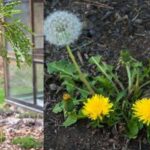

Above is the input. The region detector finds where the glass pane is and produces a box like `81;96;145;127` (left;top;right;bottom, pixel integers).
36;63;43;107
8;60;33;104
33;2;44;49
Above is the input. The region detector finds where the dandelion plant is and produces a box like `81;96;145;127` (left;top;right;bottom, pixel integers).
44;11;95;95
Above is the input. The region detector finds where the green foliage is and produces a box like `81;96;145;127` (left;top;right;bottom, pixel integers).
47;60;89;97
52;98;84;127
120;51;149;99
89;55;123;94
0;88;4;104
18;111;43;119
147;126;150;143
52;101;64;114
90;51;150;118
126;117;143;139
12;136;42;149
48;59;91;126
0;0;32;67
48;50;150;142
47;60;76;78
0;78;4;105
0;131;5;143
63;112;78;127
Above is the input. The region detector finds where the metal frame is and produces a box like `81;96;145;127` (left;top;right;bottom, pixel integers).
3;0;44;111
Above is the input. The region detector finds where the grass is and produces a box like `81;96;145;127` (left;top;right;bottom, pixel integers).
0;78;4;105
12;136;42;149
0;88;4;104
18;111;43;119
0;131;6;143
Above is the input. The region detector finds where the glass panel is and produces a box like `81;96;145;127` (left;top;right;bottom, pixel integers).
33;2;44;49
36;63;43;107
8;60;33;104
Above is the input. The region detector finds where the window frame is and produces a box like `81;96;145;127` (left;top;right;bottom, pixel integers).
3;0;44;111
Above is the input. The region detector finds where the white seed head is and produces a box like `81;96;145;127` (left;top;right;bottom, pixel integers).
44;11;82;46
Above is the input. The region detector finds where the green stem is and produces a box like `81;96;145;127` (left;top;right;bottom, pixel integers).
134;73;139;94
66;45;95;95
126;65;132;93
147;125;150;143
140;80;150;89
114;76;125;90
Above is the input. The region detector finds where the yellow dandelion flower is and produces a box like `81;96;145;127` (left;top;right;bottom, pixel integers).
63;93;71;101
82;94;113;120
132;98;150;126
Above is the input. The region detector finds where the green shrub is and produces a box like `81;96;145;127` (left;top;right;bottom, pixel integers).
48;50;150;142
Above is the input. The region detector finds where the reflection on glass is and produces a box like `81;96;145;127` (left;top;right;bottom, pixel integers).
36;63;43;107
8;61;33;104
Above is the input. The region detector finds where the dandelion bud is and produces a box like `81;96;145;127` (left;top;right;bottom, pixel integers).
63;93;71;101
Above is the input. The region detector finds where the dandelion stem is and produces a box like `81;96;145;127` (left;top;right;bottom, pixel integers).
126;65;132;93
66;45;95;95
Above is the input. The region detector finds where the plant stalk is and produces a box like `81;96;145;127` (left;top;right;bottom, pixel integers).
66;45;95;95
140;80;150;89
113;75;125;90
126;65;132;93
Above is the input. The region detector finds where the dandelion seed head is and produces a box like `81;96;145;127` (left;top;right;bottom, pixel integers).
44;11;82;46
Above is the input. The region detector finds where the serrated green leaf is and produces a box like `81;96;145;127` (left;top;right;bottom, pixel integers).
116;90;127;103
77;110;86;119
52;102;64;114
47;60;76;78
62;79;89;97
73;99;81;105
78;88;89;97
62;80;75;94
64;100;74;112
63;113;78;127
96;76;112;88
89;55;102;64
127;118;139;139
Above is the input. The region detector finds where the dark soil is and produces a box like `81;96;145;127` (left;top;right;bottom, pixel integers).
44;0;150;150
